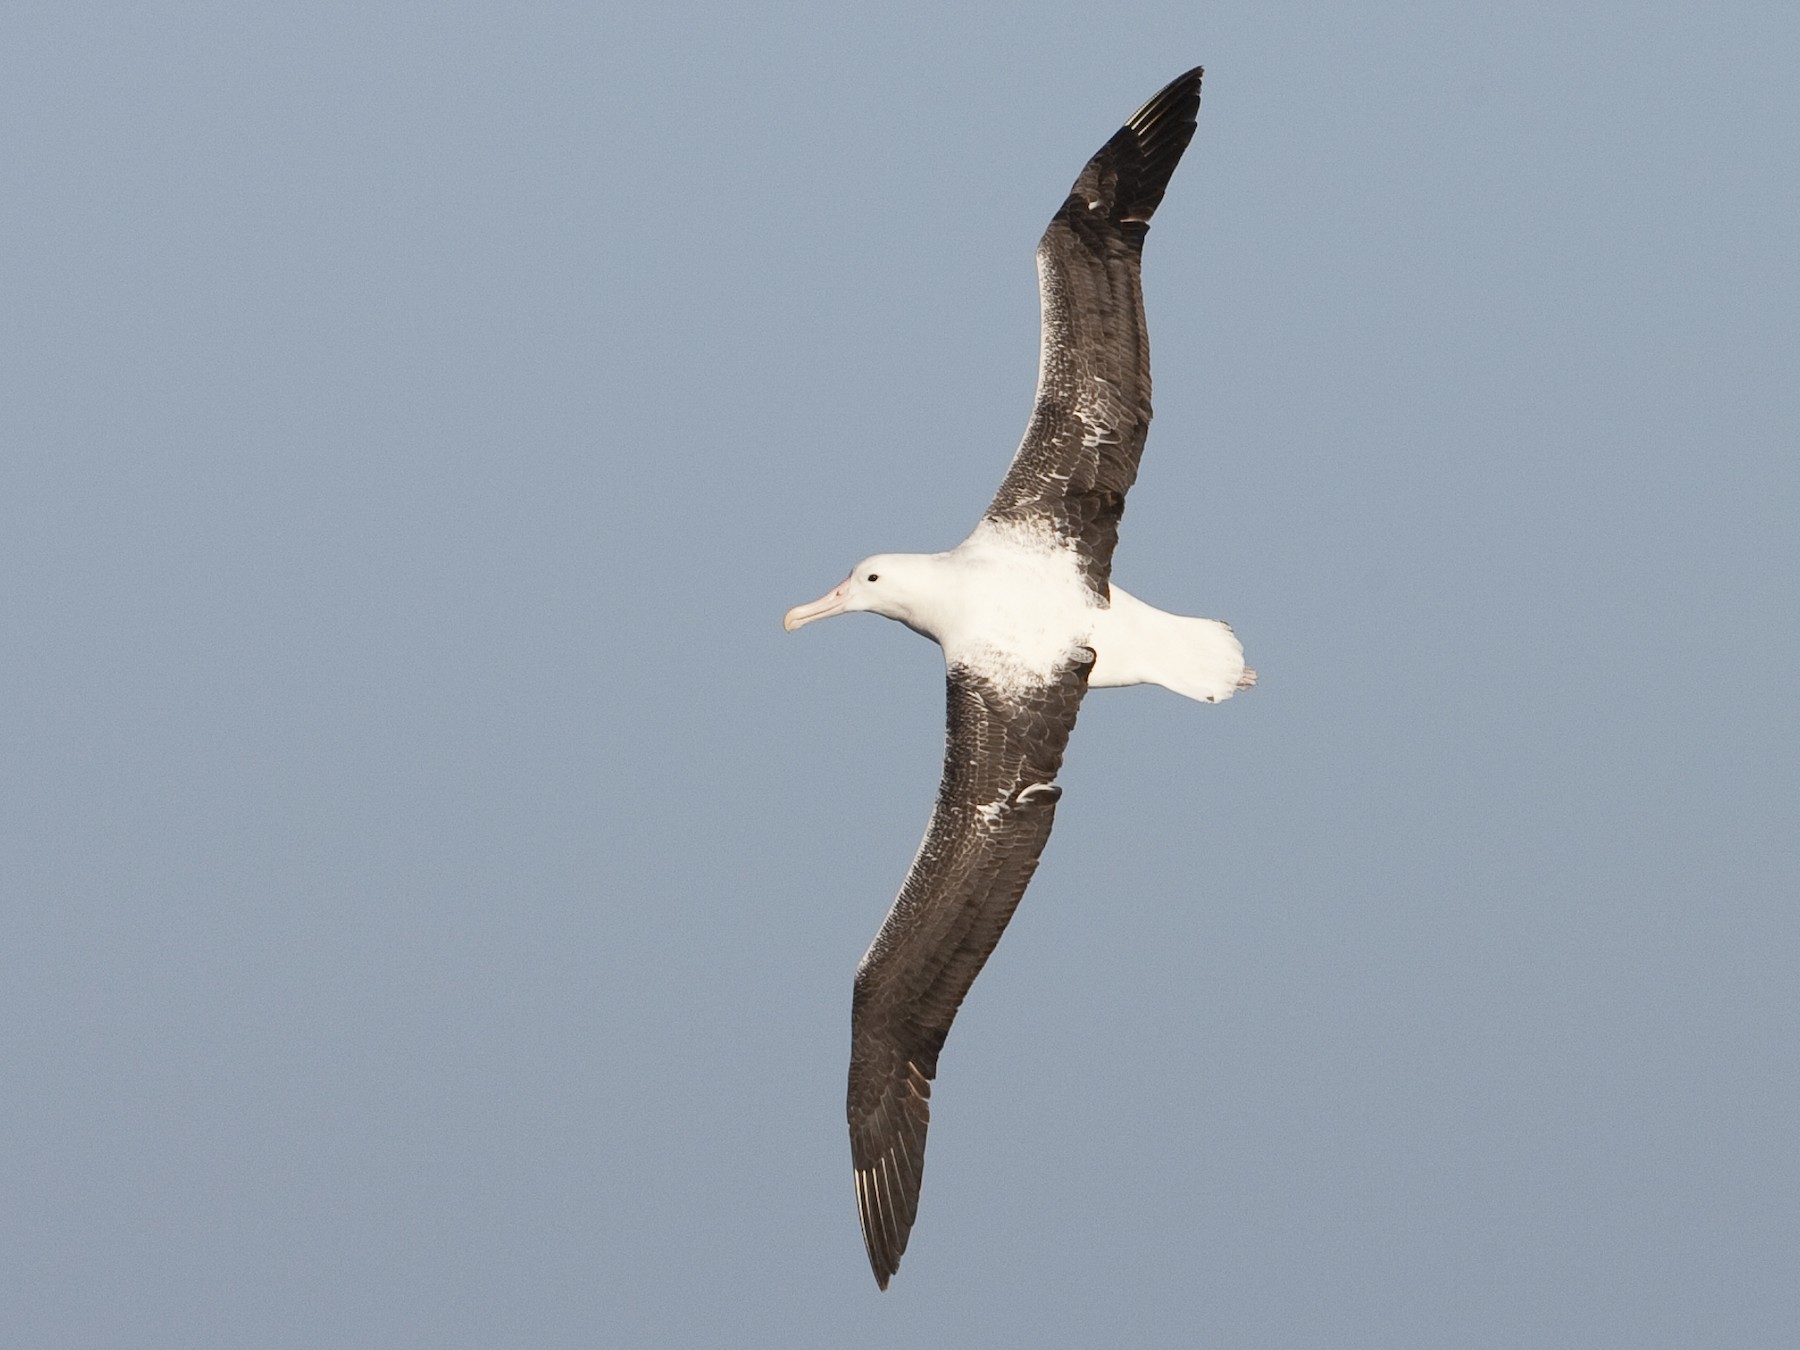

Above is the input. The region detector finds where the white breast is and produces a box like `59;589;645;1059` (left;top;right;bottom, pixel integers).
927;519;1097;695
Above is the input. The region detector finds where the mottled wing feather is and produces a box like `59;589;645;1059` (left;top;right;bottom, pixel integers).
847;652;1094;1289
986;66;1203;595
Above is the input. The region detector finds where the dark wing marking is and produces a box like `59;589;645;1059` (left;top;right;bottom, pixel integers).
986;66;1203;596
847;652;1094;1289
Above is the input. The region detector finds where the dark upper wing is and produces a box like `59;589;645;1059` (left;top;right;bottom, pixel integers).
847;651;1094;1289
985;67;1203;596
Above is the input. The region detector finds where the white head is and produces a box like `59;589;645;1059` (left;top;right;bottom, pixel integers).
783;554;938;634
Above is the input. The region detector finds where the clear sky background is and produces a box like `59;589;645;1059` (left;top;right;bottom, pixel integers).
4;3;1797;1346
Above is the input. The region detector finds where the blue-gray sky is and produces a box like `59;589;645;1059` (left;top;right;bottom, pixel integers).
5;3;1797;1345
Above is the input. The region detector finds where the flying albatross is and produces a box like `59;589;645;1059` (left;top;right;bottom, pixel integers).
783;66;1253;1289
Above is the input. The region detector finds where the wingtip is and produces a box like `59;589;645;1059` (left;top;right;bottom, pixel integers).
1154;65;1204;108
863;1225;901;1290
1127;65;1204;129
1084;66;1204;227
854;1161;908;1291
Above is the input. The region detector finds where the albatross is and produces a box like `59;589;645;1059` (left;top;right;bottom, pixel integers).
783;66;1253;1290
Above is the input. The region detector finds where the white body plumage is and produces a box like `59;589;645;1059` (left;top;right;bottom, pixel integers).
785;516;1253;703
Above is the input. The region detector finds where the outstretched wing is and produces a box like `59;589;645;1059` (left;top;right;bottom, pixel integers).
986;66;1203;596
847;652;1094;1288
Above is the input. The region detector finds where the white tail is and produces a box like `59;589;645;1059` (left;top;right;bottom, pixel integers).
1088;585;1255;704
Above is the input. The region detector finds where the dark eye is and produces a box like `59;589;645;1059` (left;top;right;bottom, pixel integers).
866;573;879;582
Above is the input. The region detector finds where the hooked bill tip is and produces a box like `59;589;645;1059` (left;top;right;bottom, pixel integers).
783;577;852;633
